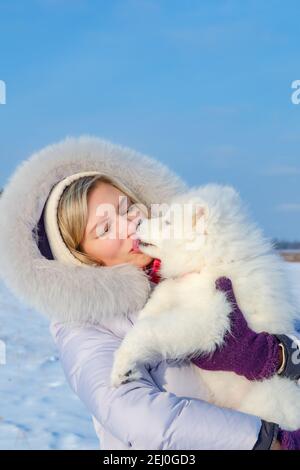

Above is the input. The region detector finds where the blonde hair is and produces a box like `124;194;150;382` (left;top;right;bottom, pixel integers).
57;175;147;266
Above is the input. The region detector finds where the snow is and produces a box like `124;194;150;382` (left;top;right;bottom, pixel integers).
0;281;99;450
0;263;299;450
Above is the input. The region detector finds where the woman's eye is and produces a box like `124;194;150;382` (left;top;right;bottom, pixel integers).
97;224;110;237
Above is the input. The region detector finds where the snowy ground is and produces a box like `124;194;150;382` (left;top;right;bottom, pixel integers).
0;283;99;450
0;263;299;450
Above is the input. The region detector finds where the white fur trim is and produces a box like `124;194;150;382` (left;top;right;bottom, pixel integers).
0;136;186;325
44;171;101;266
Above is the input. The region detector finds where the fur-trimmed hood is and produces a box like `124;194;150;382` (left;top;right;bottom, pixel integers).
0;136;186;325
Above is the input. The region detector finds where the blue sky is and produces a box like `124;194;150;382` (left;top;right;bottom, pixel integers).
0;0;300;239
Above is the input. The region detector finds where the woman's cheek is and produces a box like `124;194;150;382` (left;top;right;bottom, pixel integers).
106;237;122;257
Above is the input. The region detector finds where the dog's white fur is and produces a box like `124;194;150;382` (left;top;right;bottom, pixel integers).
111;184;300;430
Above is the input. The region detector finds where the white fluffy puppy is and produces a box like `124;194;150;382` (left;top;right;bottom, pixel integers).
111;184;300;430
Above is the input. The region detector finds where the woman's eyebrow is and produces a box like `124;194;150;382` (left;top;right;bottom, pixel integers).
88;197;129;236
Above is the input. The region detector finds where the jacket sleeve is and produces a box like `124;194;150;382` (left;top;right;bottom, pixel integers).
50;321;263;450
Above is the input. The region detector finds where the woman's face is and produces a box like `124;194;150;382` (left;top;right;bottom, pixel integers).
80;182;153;268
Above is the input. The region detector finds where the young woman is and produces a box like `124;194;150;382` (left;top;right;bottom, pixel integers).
0;136;299;450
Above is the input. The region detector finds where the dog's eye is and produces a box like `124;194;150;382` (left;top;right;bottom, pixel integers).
165;220;171;225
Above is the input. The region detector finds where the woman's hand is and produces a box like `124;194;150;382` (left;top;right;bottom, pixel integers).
277;427;300;450
191;277;300;382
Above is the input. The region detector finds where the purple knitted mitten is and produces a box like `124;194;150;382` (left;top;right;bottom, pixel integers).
191;277;281;381
278;428;300;450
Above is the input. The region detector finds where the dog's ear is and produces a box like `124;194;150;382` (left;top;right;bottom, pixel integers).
188;200;209;234
194;205;207;219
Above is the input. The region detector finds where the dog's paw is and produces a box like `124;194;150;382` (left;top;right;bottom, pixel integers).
111;366;142;388
110;353;142;388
